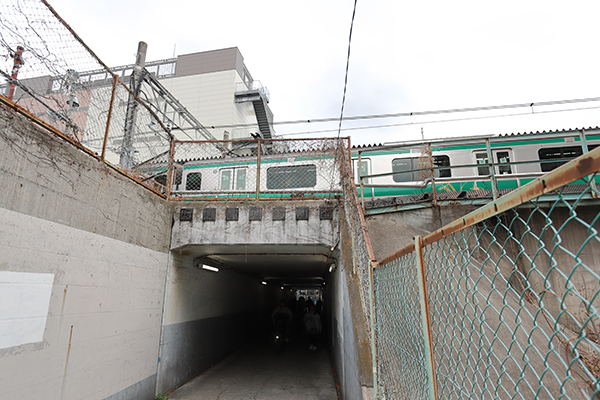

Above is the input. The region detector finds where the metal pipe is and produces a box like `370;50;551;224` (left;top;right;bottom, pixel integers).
485;138;498;200
415;235;438;400
579;129;599;198
256;140;262;199
166;139;175;198
8;46;24;101
359;152;365;210
361;179;431;189
427;144;438;206
368;260;378;399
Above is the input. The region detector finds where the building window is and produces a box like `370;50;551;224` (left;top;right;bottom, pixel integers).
266;164;317;189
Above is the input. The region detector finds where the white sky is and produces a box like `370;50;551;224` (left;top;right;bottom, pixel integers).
48;0;600;145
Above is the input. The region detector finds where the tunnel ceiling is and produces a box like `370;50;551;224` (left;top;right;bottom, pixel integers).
173;244;337;288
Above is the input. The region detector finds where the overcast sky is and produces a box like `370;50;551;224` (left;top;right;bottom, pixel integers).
48;0;600;145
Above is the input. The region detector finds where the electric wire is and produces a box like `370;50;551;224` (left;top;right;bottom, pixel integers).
337;0;358;138
204;95;600;131
272;104;600;138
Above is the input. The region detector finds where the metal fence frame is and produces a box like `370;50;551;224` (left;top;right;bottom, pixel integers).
372;144;600;399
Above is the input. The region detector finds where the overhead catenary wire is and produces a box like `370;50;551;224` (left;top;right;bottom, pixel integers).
204;95;600;131
273;104;600;138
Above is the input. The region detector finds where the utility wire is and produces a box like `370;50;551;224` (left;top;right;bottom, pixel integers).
205;95;600;131
273;104;600;137
337;0;358;138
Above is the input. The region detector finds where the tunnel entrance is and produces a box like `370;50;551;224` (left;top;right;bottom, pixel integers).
158;242;341;397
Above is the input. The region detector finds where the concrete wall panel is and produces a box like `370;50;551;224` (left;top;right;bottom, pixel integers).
0;207;168;399
0;106;172;399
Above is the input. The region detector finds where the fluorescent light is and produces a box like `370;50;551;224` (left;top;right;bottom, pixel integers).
261;281;267;285
202;265;219;272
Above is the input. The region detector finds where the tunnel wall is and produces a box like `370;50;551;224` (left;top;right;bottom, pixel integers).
0;105;173;399
156;251;283;394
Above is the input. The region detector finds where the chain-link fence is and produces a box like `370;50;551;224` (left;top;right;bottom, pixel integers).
339;144;377;328
0;0;172;193
373;146;600;399
167;138;348;200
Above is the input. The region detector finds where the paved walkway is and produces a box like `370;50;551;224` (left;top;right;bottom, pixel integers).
167;334;339;400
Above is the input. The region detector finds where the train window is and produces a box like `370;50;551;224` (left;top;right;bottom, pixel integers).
353;159;370;184
496;151;512;175
539;146;583;172
476;153;489;176
220;168;247;190
433;155;451;178
185;172;202;190
221;170;232;190
236;169;247;190
392;158;413;182
266;164;317;189
392;157;449;181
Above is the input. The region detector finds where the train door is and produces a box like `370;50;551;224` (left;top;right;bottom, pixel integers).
352;158;371;184
353;158;373;197
220;167;247;191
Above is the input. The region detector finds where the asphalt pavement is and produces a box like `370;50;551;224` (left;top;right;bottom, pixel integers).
166;332;339;400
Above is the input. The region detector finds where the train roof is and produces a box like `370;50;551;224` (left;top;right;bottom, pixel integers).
352;126;600;151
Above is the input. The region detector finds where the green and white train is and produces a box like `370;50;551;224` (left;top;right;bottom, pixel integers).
159;128;599;200
352;128;600;200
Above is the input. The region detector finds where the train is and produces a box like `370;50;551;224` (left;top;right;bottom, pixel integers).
150;128;600;201
352;128;600;200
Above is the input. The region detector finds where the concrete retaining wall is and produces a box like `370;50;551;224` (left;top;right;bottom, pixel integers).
0;105;173;399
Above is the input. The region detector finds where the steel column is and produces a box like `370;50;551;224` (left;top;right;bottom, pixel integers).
415;235;438;400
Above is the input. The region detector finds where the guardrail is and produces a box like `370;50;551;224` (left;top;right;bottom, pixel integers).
161;138;348;200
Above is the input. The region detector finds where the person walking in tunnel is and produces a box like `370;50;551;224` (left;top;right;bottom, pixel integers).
271;300;292;342
304;304;322;351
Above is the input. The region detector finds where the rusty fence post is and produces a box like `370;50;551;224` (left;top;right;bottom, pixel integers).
415;235;438;400
101;75;118;161
166;139;176;199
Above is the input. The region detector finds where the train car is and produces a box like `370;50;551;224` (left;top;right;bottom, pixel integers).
351;128;600;200
172;152;341;199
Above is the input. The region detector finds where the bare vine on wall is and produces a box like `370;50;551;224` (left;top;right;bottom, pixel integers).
0;103;85;191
